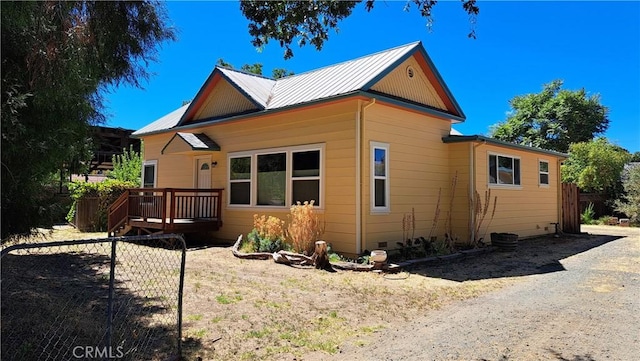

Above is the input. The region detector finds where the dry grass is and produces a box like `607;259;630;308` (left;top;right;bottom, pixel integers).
4;226;526;361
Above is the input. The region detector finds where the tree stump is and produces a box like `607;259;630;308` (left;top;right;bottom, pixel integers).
314;241;330;269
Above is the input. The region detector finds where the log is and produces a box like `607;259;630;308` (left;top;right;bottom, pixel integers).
314;241;330;270
273;252;291;265
231;234;273;260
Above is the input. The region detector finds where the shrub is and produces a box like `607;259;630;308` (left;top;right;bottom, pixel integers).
615;164;640;225
581;203;596;225
247;214;289;252
66;179;137;231
286;201;325;255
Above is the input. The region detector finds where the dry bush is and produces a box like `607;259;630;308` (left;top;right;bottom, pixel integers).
253;214;286;242
473;189;498;246
286;201;325;255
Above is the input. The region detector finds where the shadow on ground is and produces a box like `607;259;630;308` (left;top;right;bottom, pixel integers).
407;233;623;282
1;243;196;361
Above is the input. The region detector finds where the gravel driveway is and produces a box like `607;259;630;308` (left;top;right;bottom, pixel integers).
332;226;640;361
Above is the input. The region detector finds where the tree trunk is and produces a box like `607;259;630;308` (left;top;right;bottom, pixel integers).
314;241;329;269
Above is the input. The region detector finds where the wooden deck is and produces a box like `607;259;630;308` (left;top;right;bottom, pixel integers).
108;188;224;236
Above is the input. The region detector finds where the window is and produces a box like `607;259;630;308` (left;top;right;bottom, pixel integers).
292;150;320;205
257;153;286;206
539;160;550;185
228;145;323;207
230;157;251;205
371;142;390;212
142;160;157;188
489;154;520;186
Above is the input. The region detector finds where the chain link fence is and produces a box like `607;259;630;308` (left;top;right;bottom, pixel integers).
1;234;186;361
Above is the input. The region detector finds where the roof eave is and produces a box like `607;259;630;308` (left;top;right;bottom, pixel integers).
442;135;569;158
134;91;466;138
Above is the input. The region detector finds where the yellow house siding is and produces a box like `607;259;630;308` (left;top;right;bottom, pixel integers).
194;79;258;120
447;142;472;242
143;134;195;188
362;103;453;251
141;101;360;253
371;56;446;110
474;144;562;240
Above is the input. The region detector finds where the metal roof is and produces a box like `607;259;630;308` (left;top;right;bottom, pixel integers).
135;41;464;136
132;104;188;136
218;67;275;108
266;42;419;109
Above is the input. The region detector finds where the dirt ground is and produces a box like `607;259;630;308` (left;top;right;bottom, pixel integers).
6;225;637;360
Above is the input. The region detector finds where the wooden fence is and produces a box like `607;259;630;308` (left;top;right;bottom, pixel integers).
75;197;101;232
562;183;581;234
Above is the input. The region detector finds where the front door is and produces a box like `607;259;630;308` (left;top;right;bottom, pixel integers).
196;157;211;218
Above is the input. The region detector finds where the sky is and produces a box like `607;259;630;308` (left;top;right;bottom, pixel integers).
104;1;640;153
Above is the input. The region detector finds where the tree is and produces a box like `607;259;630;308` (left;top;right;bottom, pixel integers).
240;0;480;59
630;151;640;163
561;138;631;194
615;165;640;224
490;80;609;153
216;58;294;79
1;1;175;238
107;145;143;186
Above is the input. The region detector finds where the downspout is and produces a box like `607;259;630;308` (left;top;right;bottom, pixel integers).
356;98;376;255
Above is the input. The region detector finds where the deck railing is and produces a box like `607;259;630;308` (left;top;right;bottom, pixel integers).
108;188;224;236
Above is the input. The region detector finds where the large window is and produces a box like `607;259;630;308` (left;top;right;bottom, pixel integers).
539;160;550;186
489;154;520;186
228;145;323;207
371;142;390;212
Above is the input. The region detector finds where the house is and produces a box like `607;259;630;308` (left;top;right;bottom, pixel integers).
119;41;567;255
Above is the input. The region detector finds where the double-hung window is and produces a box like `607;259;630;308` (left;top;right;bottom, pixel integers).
488;154;520;186
371;142;390;212
228;145;323;207
230;157;251;205
539;160;550;186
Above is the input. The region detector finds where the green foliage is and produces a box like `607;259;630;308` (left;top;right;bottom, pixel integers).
490;80;609;153
630;152;640;162
615;165;640;224
240;0;479;59
247;229;291;253
107;145;142;185
561;138;631;193
216;58;294;79
66;179;137;230
1;1;175;238
581;203;596;225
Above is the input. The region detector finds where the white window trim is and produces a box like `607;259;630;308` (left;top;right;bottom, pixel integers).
142;160;158;188
371;141;390;213
539;159;550;187
228;154;253;207
488;152;522;189
227;144;325;209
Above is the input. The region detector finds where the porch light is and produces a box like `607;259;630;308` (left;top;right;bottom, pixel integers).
211;161;218;167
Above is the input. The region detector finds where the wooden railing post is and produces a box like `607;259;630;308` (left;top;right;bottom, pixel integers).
169;189;176;227
216;189;223;227
162;189;168;229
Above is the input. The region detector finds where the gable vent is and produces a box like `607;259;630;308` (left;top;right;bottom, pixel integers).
406;66;415;79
